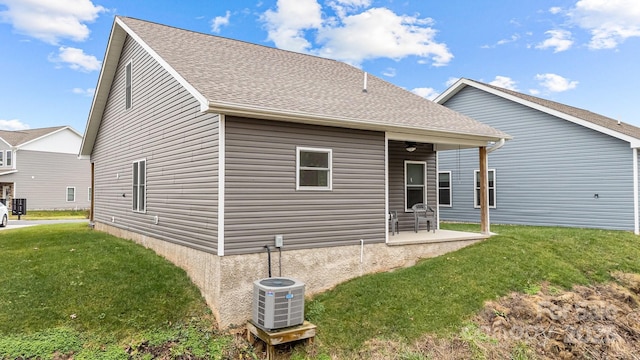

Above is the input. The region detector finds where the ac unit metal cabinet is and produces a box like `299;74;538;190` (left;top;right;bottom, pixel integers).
252;277;305;331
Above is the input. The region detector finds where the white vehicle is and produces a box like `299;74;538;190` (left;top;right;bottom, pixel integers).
0;202;7;227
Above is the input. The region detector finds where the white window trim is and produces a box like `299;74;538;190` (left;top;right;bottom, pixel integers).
438;171;453;207
0;151;4;167
296;146;332;191
5;150;12;167
474;168;496;209
125;60;133;110
404;160;427;212
132;158;147;213
66;186;76;202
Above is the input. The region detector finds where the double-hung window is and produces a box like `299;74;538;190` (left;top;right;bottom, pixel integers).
0;152;3;167
438;171;452;206
296;147;332;190
405;161;426;211
5;150;11;167
66;187;76;202
474;169;496;208
125;61;133;110
132;159;146;212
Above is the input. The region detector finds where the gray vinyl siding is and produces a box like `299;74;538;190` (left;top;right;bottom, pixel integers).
91;35;219;253
439;86;636;230
2;150;90;210
223;117;385;255
388;140;437;232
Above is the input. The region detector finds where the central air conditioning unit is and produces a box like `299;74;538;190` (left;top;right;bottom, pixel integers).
252;277;305;331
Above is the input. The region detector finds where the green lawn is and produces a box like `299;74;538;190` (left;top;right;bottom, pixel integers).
0;223;244;359
2;222;639;359
308;223;640;355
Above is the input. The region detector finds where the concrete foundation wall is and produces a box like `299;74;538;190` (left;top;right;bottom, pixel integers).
95;221;481;327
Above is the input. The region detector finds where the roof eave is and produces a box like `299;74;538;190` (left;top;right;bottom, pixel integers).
18;126;79;149
79;17;209;157
438;78;640;147
208;100;507;146
80;20;126;157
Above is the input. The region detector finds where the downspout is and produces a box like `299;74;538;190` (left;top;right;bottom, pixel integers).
487;138;506;154
634;148;639;235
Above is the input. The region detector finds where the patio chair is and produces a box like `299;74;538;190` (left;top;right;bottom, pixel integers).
389;210;399;235
412;203;436;233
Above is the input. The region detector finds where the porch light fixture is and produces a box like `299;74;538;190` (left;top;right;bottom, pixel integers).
405;142;417;152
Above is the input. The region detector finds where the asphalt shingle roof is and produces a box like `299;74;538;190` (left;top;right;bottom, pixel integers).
118;17;509;140
474;79;640;140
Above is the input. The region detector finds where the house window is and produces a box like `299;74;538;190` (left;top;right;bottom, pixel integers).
132;159;146;212
66;187;76;202
297;147;332;190
5;150;11;167
125;61;132;110
405;161;426;211
474;169;496;208
0;151;3;167
438;171;452;206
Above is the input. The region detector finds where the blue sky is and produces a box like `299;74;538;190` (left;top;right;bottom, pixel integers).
1;0;639;133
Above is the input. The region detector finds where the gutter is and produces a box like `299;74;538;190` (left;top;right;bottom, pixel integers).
487;138;506;153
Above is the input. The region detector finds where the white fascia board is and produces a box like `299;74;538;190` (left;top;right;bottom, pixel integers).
209;101;504;146
116;18;209;111
0;137;11;148
80;20;125;157
18;126;80;149
80;18;210;157
0;170;17;176
439;78;640;148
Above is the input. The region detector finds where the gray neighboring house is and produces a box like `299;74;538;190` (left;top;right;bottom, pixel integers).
79;17;510;327
436;78;640;233
0;126;91;211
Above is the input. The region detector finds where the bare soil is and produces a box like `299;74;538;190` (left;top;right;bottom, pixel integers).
355;272;640;360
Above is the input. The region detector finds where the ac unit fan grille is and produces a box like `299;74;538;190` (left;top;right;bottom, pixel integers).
253;277;305;331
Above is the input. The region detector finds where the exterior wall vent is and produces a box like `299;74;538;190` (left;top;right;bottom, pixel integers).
252;277;305;331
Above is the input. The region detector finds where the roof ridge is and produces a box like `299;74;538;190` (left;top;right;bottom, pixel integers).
117;16;352;67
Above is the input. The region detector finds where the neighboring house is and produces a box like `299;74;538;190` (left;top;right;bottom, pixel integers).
79;17;510;327
436;78;640;233
0;126;91;211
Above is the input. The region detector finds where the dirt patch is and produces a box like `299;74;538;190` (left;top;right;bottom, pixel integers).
478;278;640;359
350;273;640;360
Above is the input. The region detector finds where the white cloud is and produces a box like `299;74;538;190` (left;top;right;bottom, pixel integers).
411;87;438;100
568;0;640;49
72;87;95;97
482;34;519;48
211;11;231;33
489;76;518;91
536;29;573;52
549;7;563;14
535;73;578;92
0;119;30;131
261;0;323;53
445;77;459;87
49;46;101;72
382;67;396;77
261;0;453;67
529;89;541;95
0;0;105;44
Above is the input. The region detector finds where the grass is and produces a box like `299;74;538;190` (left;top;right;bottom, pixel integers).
308;223;640;354
2;222;640;358
0;223;241;359
8;209;90;220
